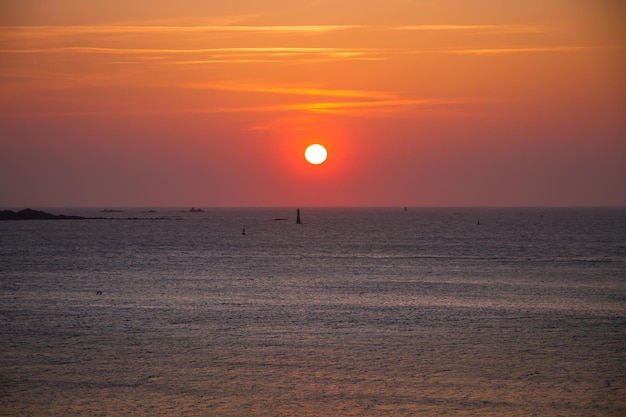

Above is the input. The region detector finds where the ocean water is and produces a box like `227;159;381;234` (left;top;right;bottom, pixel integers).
1;207;625;416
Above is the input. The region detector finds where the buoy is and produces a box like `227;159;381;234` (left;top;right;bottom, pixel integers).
296;208;301;224
242;227;246;235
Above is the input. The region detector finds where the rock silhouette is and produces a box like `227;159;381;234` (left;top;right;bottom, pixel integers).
0;208;86;221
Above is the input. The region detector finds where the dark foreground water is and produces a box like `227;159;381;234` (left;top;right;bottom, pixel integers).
1;207;625;416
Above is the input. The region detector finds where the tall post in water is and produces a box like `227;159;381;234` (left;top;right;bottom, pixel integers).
296;208;301;224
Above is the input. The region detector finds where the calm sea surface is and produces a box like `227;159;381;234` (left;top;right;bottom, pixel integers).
1;207;625;416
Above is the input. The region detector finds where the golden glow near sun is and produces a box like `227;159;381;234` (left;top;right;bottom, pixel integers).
304;144;328;165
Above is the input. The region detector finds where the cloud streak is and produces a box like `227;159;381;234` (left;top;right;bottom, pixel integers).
395;24;547;33
1;19;617;121
3;22;618;64
3;44;618;59
184;83;396;100
0;45;378;59
2;23;541;37
0;24;362;38
444;45;625;55
0;46;381;65
176;82;480;116
215;97;481;116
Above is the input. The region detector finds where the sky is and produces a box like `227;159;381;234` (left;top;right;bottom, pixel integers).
1;0;625;207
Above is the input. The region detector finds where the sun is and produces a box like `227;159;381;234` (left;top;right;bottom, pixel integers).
304;144;328;165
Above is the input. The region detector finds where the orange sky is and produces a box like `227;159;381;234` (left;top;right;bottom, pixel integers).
1;0;625;207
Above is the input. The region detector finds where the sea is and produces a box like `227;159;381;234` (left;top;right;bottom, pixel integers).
1;207;625;416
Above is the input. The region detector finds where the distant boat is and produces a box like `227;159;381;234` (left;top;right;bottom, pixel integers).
274;218;288;221
187;208;205;213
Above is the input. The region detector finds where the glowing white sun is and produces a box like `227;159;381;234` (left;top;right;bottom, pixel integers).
304;144;328;165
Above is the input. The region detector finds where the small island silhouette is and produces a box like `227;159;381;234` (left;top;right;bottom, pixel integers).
0;208;175;221
0;208;86;221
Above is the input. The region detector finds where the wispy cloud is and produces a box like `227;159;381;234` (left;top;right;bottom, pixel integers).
3;23;616;64
3;43;617;60
0;45;380;64
1;94;481;119
215;97;481;116
445;45;625;55
395;24;547;33
0;24;361;38
0;46;347;54
184;83;396;100
2;20;612;121
2;23;540;37
178;82;479;116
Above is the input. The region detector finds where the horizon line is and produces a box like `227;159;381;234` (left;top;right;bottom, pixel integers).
3;205;625;209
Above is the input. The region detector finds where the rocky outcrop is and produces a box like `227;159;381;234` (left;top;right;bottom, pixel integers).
0;208;86;220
